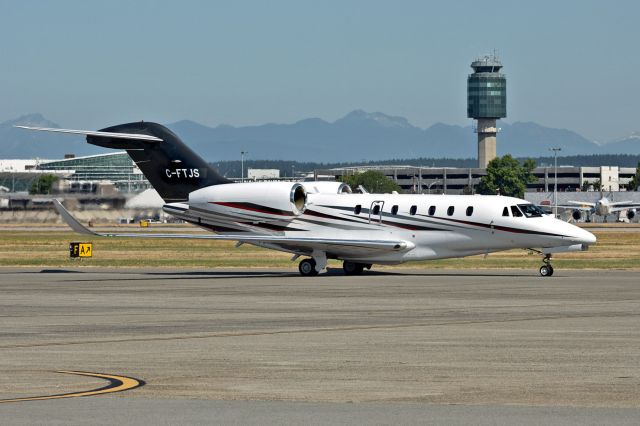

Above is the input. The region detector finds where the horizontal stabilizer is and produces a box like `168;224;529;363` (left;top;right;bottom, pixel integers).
14;125;163;142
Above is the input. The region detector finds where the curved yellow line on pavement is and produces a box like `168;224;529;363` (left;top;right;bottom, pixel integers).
0;371;144;403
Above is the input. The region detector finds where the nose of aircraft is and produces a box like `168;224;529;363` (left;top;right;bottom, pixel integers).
568;223;597;245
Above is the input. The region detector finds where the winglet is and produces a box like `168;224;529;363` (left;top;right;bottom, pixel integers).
53;199;99;236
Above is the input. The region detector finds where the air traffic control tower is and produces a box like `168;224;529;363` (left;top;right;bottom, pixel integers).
467;54;506;168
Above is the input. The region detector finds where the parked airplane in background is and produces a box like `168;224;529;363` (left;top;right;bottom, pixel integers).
17;122;596;277
542;193;640;222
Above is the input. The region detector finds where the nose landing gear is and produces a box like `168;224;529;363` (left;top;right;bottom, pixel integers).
539;254;554;277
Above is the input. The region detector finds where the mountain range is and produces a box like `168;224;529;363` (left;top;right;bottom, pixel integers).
1;111;639;162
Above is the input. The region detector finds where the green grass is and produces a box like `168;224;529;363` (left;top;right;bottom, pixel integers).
0;230;638;269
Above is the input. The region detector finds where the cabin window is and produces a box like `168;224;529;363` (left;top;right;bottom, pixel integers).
511;205;523;217
502;206;510;216
354;204;361;215
410;205;417;215
372;205;380;215
391;205;399;215
428;205;436;216
466;206;474;216
447;206;455;216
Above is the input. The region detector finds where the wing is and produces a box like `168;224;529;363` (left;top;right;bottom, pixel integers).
609;202;640;213
537;204;593;213
537;201;595;212
555;205;594;212
14;125;163;142
53;200;412;255
563;201;596;208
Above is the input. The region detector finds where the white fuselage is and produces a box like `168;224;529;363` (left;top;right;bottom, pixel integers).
595;198;613;216
163;182;596;265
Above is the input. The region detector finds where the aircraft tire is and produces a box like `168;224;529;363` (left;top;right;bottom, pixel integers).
343;261;365;275
299;259;318;276
539;265;553;277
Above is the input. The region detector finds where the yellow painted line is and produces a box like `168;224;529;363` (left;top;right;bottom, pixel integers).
0;371;144;403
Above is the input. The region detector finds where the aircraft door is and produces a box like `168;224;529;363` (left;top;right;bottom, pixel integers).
369;201;384;224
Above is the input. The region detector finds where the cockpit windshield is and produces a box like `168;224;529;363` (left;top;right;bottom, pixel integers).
517;203;545;218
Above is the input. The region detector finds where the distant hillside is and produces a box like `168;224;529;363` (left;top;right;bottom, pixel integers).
0;114;103;159
167;111;636;161
1;111;639;161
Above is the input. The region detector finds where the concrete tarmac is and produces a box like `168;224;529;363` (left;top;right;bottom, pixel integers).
1;268;639;424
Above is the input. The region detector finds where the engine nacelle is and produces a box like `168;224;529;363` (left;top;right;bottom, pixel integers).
189;181;307;217
300;181;352;194
572;210;582;221
627;209;636;220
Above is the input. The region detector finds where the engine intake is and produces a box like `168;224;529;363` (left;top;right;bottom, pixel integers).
572;210;582;221
290;183;307;215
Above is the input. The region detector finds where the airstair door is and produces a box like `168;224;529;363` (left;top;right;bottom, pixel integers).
369;201;384;224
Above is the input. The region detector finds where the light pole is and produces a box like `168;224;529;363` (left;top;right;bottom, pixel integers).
240;151;248;182
550;147;561;217
291;165;295;180
427;180;441;194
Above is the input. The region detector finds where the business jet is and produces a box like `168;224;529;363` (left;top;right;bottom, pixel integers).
17;122;596;277
542;193;640;222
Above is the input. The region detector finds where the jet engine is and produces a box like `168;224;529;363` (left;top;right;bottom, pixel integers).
189;181;307;216
627;209;636;220
572;210;582;221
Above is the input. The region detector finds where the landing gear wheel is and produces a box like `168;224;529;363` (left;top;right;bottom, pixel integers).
343;261;365;275
539;265;552;277
539;254;554;277
299;258;318;276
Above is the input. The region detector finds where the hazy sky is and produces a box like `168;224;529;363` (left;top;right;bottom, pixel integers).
1;0;638;142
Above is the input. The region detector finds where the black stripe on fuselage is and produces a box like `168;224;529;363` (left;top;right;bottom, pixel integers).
303;209;365;224
199;201;568;239
211;202;294;216
307;207;442;231
319;204;568;238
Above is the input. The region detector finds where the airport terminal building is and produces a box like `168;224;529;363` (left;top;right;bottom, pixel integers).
0;152;150;194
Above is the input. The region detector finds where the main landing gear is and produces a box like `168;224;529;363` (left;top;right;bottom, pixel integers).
343;261;371;275
539;254;554;277
298;258;319;276
297;258;372;276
